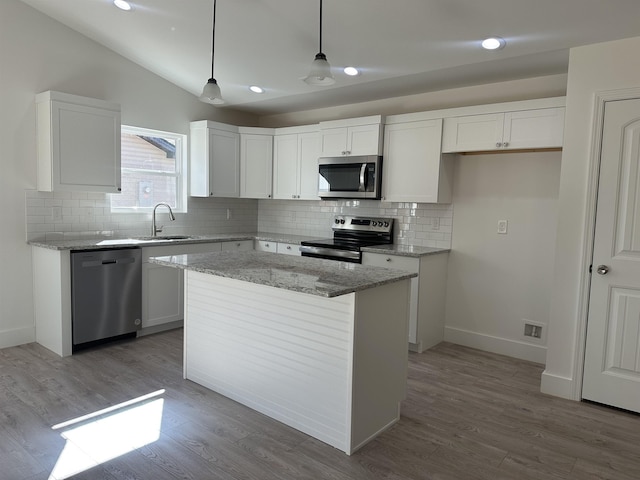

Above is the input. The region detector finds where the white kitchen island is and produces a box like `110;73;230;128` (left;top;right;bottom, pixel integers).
151;251;415;455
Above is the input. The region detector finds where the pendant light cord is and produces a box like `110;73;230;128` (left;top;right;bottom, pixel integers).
210;0;217;78
319;0;323;54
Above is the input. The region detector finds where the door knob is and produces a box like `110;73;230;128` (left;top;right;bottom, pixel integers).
596;265;610;275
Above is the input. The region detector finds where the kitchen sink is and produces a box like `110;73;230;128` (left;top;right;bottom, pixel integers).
134;235;196;241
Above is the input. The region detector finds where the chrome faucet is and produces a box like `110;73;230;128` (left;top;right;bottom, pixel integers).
151;202;175;236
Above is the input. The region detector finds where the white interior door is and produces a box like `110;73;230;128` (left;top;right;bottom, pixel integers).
582;98;640;413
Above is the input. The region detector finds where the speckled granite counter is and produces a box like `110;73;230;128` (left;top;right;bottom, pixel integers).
28;232;320;251
151;250;416;298
361;244;449;257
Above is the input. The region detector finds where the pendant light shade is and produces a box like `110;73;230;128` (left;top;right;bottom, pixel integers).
303;0;335;86
199;0;224;105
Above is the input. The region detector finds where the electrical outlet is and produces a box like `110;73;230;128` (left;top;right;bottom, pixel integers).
497;219;508;234
52;207;62;222
523;321;544;339
432;217;440;230
226;208;232;220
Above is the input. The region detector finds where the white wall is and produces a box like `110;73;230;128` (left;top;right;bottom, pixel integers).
444;152;561;363
0;0;257;349
542;35;640;400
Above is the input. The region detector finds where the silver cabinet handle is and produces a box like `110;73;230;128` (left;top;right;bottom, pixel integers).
503;141;509;148
286;246;291;250
386;257;391;262
596;265;610;275
496;142;502;148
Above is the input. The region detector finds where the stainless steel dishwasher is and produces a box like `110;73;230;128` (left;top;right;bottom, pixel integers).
71;248;142;351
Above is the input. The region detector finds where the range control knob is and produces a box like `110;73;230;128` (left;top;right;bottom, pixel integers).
334;219;340;224
384;221;389;227
372;221;377;227
340;219;345;224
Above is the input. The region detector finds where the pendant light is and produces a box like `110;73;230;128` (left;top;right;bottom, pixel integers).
303;0;335;86
199;0;224;104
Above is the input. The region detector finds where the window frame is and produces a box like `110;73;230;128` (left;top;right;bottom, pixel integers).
111;125;188;213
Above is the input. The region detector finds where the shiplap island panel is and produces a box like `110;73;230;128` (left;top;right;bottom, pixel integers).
151;251;414;454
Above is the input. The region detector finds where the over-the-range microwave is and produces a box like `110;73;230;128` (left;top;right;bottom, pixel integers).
317;155;382;199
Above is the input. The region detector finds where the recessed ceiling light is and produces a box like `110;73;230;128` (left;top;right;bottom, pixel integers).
481;37;506;50
343;67;359;76
113;0;132;11
249;85;264;94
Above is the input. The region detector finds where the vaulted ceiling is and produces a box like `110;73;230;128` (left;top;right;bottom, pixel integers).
19;0;640;115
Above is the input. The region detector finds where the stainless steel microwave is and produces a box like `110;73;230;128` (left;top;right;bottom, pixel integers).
318;155;382;199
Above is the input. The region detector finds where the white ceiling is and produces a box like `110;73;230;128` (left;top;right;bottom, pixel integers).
19;0;640;115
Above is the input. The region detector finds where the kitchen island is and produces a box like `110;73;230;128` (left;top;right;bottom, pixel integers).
151;251;415;454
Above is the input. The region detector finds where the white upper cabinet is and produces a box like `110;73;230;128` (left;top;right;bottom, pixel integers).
273;126;320;200
442;107;565;152
319;115;384;156
190;120;240;198
36;91;121;193
239;128;274;199
382;119;452;204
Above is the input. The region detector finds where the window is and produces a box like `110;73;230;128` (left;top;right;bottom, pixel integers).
111;126;187;212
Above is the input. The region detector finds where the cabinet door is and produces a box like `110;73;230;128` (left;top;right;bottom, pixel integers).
347;124;383;156
441;114;504;152
40;100;121;192
503;107;565;149
273;134;299;199
361;252;419;344
254;240;277;252
220;240;253;251
319;127;348;156
209;129;240;197
277;243;301;255
298;132;321;200
240;134;273;199
383;119;450;203
142;263;183;328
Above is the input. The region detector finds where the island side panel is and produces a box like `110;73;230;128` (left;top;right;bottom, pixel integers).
183;270;355;453
349;279;410;453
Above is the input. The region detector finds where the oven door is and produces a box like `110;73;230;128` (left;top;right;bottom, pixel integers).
318;156;382;199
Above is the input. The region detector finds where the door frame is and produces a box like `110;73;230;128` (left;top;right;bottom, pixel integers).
573;87;640;401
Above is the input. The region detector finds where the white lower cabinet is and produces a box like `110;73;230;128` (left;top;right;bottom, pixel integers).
141;242;227;331
255;240;301;255
362;251;448;352
220;240;253;251
276;242;301;256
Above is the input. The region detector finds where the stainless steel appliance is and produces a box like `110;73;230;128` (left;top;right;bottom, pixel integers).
71;248;142;351
300;215;394;263
318;155;382;199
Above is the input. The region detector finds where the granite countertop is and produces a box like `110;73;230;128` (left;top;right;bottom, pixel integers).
361;244;450;257
27;232;320;251
150;251;417;298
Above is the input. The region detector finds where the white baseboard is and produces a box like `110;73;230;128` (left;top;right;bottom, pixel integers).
0;325;35;349
443;326;547;364
540;370;577;400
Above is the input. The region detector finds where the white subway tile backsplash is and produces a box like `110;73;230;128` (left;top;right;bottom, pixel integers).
25;189;452;248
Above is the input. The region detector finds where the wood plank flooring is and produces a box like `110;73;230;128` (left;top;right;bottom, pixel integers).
1;329;639;480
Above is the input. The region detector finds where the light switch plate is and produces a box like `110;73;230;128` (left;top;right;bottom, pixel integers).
497;220;508;234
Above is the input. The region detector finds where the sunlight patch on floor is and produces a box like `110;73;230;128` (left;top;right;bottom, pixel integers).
49;390;165;480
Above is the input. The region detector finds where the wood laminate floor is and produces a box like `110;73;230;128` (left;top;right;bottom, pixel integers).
1;329;639;480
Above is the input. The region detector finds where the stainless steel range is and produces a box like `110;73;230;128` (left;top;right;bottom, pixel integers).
300;215;394;263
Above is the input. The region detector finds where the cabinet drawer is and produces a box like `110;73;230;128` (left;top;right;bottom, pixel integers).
277;243;301;256
362;252;419;273
254;240;277;252
220;240;253;251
